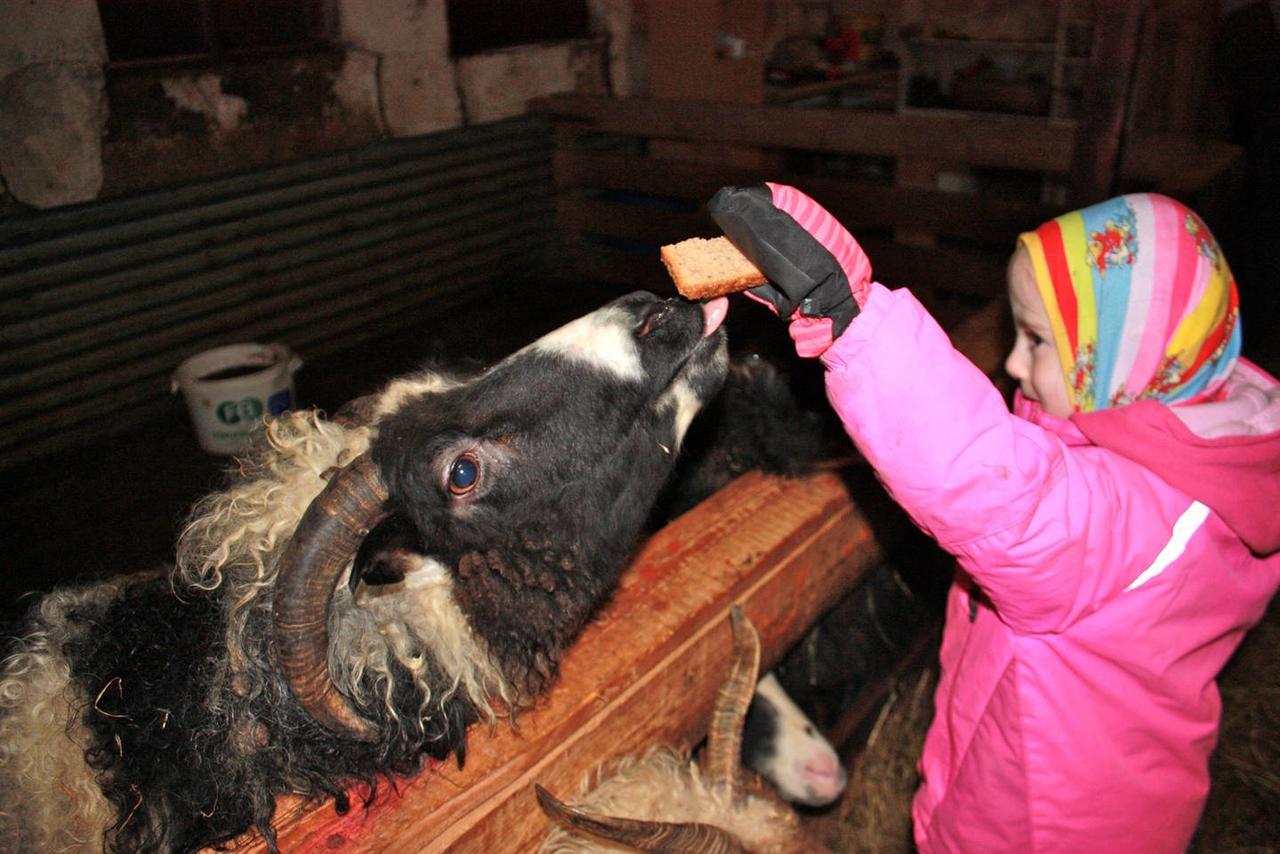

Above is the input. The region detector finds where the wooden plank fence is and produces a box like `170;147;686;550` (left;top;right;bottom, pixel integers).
537;94;1240;307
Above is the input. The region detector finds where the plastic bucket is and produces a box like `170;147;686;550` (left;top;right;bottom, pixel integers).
171;342;302;454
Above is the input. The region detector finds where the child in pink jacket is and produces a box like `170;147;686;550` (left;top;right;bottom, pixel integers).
709;184;1280;852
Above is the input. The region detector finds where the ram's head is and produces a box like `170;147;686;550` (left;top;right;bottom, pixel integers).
273;292;731;740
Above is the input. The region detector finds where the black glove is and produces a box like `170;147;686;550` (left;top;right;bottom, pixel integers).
708;184;860;338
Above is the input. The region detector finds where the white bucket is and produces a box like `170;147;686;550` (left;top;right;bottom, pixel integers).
171;342;303;454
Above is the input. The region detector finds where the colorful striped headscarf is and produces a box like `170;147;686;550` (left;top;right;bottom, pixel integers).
1017;193;1241;413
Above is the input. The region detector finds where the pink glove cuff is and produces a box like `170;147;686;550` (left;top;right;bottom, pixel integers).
747;289;837;357
743;289;779;314
788;316;836;358
765;182;872;308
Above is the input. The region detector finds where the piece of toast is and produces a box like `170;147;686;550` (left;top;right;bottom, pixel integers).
661;236;768;299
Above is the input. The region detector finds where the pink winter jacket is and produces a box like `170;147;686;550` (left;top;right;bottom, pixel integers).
819;282;1280;853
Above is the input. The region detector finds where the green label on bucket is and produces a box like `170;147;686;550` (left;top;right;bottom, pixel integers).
216;398;264;425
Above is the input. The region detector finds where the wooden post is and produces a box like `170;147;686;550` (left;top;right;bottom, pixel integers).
645;0;779;170
1068;0;1151;205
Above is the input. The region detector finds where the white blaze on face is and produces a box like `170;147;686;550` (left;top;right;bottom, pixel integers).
657;341;725;448
658;379;701;448
526;307;643;382
376;372;465;418
752;672;848;807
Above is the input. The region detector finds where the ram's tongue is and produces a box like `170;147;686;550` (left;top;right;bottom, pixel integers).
701;297;729;337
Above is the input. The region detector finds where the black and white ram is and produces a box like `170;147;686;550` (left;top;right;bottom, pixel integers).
356;350;849;813
0;291;732;852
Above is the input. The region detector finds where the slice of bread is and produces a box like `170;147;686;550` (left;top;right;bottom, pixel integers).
661;236;767;300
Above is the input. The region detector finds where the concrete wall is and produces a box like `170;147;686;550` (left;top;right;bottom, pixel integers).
0;0;631;208
0;0;108;207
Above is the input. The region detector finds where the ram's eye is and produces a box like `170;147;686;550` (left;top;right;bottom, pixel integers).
448;454;480;495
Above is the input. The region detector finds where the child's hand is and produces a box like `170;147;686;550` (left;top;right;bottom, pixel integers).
708;183;871;357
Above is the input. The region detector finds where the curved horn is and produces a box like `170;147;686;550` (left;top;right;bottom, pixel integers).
705;605;761;802
534;784;747;854
273;454;390;742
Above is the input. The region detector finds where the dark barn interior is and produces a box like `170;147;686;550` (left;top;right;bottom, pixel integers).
1;1;1277;851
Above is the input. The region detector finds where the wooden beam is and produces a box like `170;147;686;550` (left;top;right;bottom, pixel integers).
541;94;1071;172
894;157;945;247
562;238;1009;305
220;469;880;852
537;94;1242;191
553;148;1062;247
1069;0;1151;204
859;239;1009;302
558;196;707;246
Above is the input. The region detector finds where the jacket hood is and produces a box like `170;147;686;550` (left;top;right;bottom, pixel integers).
1068;359;1280;555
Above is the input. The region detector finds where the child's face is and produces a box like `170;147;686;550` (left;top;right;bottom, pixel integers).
1005;246;1072;418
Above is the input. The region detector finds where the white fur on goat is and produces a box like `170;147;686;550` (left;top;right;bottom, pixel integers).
531;305;645;381
536;609;829;853
0;583;125;851
745;672;847;807
540;746;804;853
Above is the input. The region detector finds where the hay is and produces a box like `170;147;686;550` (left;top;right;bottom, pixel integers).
814;667;937;854
802;598;1280;852
1191;598;1280;852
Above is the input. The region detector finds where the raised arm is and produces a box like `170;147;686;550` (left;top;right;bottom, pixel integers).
711;184;1188;632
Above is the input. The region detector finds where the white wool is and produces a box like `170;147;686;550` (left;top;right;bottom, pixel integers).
0;583;130;852
174;377;512;733
540;746;805;853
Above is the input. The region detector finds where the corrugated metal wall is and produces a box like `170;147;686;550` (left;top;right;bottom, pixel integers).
0;114;555;470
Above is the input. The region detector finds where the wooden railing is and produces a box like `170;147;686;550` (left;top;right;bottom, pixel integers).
538;93;1241;305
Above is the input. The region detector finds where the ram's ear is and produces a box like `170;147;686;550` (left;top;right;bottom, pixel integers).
350;514;425;590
